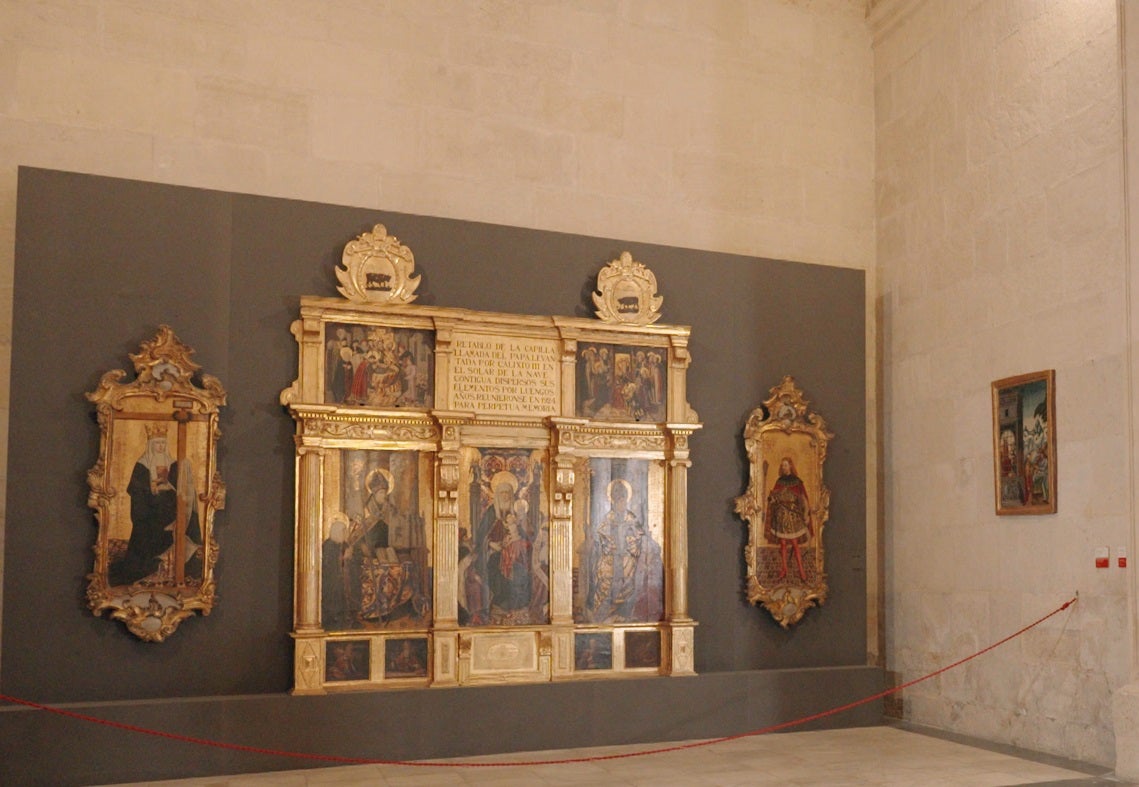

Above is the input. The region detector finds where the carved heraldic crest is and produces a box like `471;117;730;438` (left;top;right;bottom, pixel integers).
336;224;421;305
593;251;663;325
735;376;833;628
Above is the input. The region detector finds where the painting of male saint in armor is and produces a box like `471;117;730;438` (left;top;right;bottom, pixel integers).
735;376;833;628
759;454;819;584
992;370;1056;515
324;322;434;408
576;342;666;422
573;458;666;625
459;448;549;627
320;449;433;631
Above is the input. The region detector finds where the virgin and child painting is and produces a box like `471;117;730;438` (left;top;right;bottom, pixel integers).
576;342;666;422
106;418;208;589
458;448;549;627
572;458;665;624
324;322;433;408
993;370;1056;515
320;449;433;631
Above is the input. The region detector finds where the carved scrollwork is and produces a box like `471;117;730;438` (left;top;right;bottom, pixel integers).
563;431;667;451
301;419;437;441
280;380;301;407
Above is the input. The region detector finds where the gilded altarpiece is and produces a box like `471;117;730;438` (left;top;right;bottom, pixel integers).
283;227;699;693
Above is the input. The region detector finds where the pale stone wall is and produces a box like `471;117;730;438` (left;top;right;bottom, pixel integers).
0;2;874;678
873;0;1128;766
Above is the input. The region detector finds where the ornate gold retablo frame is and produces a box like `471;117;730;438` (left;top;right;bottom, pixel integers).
86;327;226;642
283;229;700;693
735;376;832;628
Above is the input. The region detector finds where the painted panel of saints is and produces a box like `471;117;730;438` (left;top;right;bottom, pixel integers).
575;342;666;422
321;449;433;631
993;371;1054;514
572;457;665;624
459;448;549;627
324;322;434;408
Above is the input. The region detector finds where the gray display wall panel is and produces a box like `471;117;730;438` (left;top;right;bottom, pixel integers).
0;168;877;784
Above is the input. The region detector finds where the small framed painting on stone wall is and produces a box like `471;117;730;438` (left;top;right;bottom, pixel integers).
992;370;1056;515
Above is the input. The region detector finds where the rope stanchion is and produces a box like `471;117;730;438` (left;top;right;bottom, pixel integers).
0;595;1078;769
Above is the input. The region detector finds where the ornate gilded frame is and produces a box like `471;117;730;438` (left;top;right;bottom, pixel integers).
86;327;226;641
735;376;832;628
283;231;700;693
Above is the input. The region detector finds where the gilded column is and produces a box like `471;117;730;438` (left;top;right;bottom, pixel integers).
294;443;324;632
431;414;466;686
668;340;691;423
559;337;577;418
547;419;582;678
667;427;697;676
553;455;577;678
294;313;324;402
550;456;575;625
434;322;454;408
291;440;325;695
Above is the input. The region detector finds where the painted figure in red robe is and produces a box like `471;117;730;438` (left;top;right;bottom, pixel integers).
765;456;813;582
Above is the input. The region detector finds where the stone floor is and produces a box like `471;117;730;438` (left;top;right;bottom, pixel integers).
105;722;1132;786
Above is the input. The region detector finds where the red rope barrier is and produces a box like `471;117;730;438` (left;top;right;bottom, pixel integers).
0;595;1077;769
